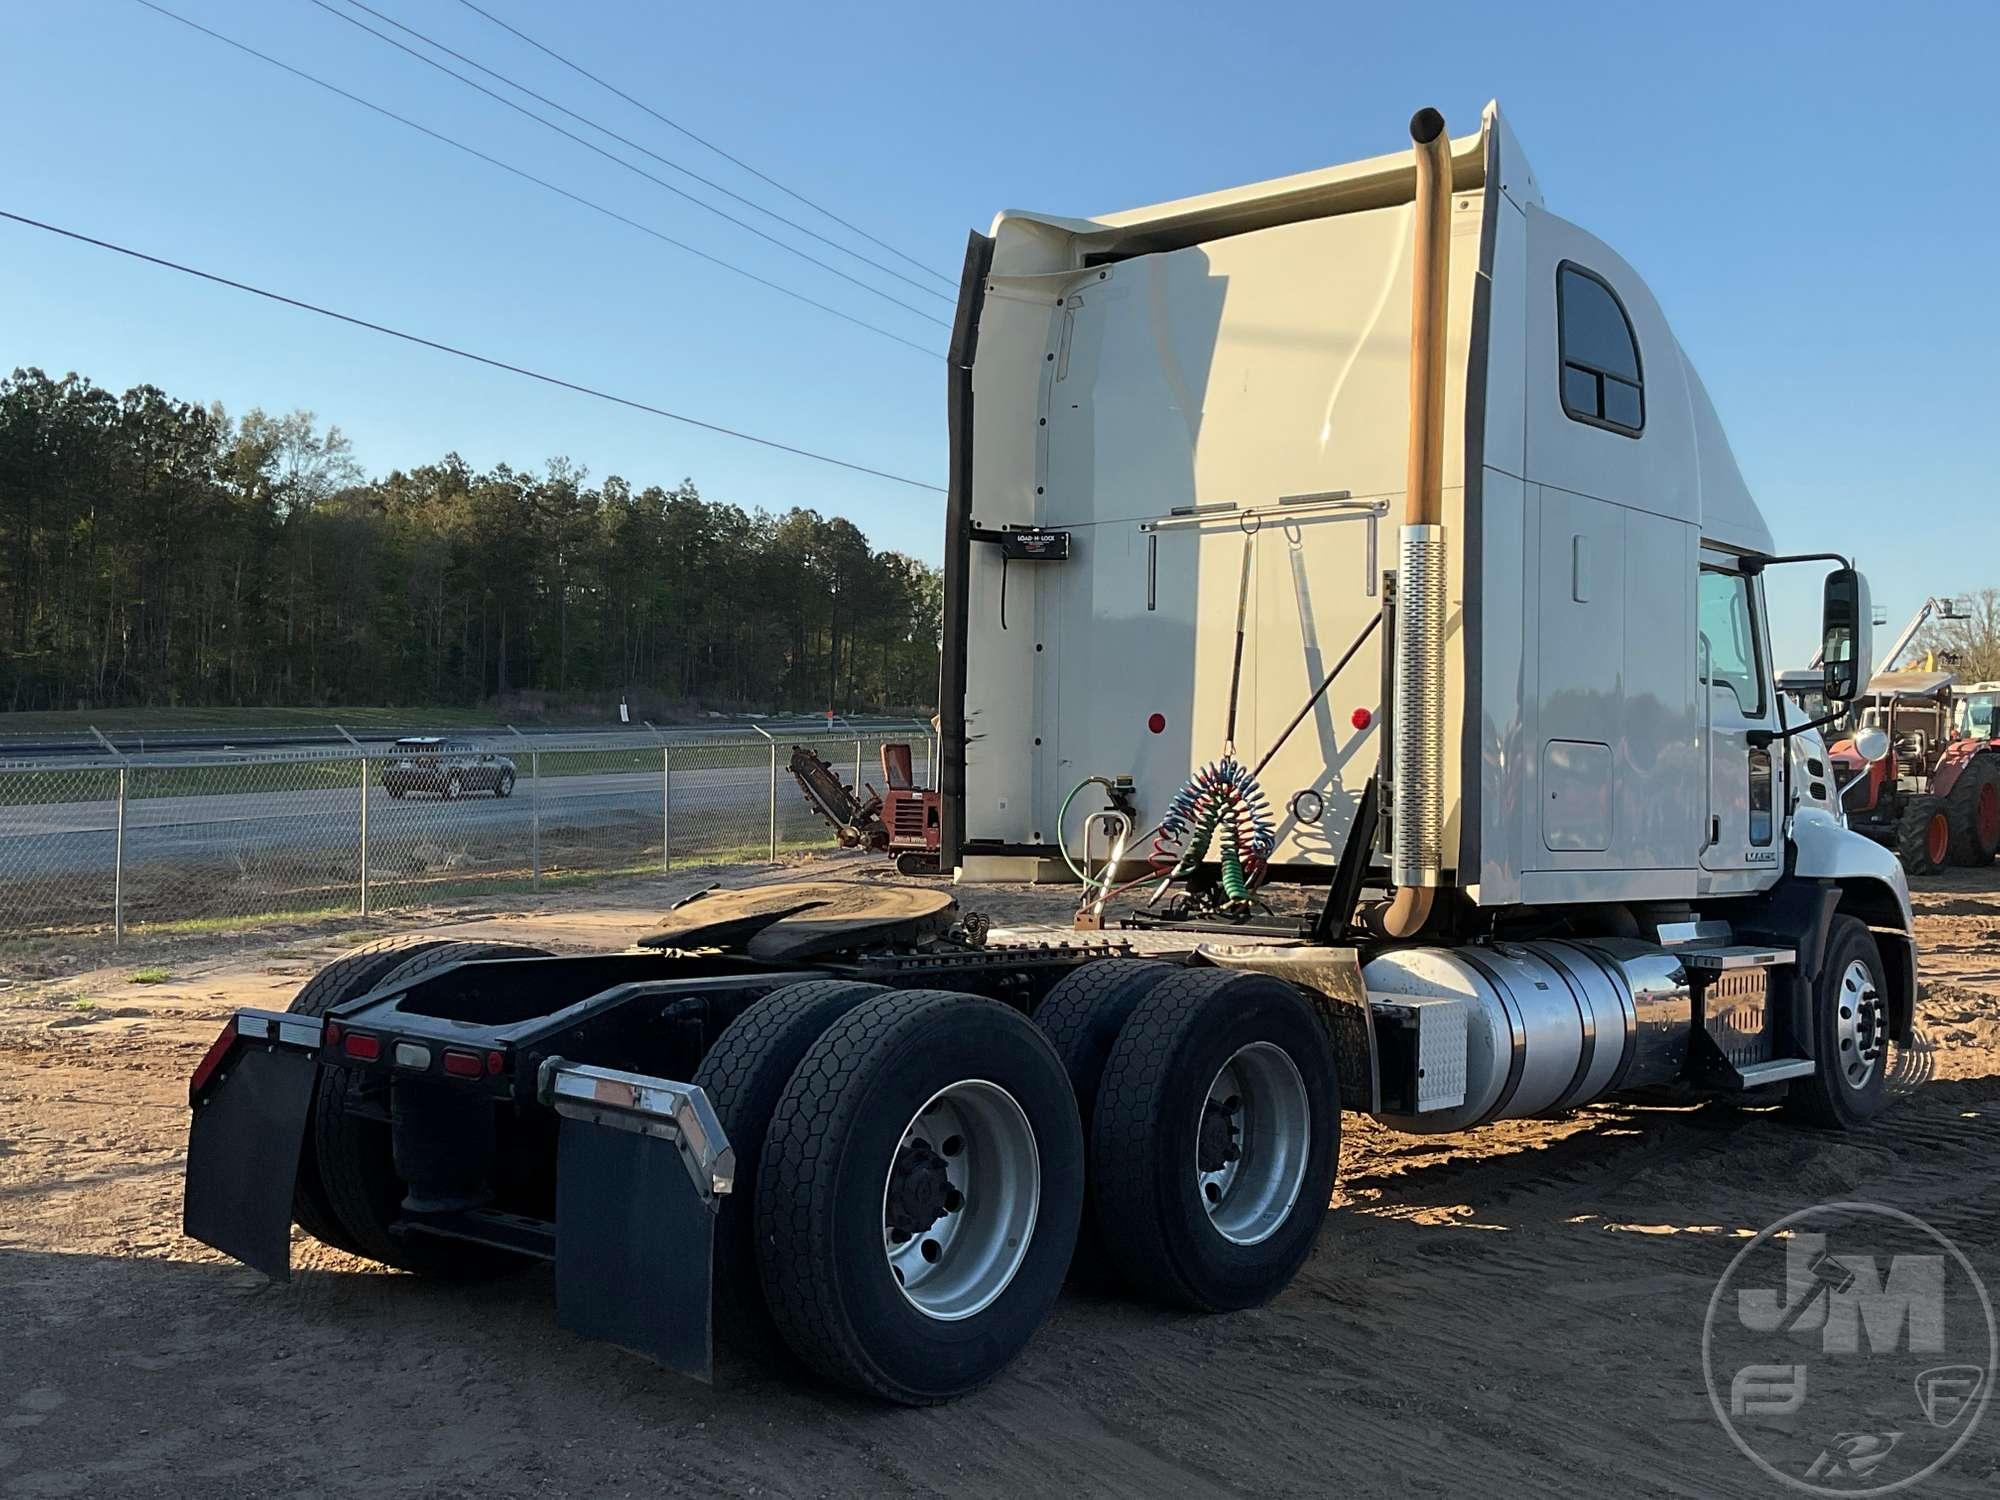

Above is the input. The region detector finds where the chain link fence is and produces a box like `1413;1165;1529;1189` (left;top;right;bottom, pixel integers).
0;725;933;945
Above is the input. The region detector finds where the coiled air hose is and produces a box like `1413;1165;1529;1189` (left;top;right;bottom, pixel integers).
1151;755;1277;910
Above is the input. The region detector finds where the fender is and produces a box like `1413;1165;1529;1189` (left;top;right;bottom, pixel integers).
1930;740;1997;800
1790;805;1917;1043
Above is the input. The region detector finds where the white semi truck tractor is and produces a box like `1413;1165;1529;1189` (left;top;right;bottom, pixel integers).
182;104;1914;1406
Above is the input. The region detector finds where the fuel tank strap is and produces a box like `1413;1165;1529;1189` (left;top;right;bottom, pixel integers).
1453;946;1528;1125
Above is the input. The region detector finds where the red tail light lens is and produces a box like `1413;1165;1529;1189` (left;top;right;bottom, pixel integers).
485;1050;506;1077
342;1032;381;1062
189;1019;238;1101
441;1049;482;1079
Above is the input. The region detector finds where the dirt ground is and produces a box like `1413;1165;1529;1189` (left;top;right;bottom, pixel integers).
2;855;1997;1497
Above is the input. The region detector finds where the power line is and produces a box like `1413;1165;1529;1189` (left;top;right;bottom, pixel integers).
129;0;938;357
455;0;955;292
0;208;945;494
304;0;949;329
337;0;950;307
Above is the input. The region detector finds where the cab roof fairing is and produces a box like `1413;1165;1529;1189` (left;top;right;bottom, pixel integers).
975;103;1774;561
982;102;1505;277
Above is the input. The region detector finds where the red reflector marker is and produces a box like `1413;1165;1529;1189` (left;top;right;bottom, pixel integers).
342;1032;381;1062
1147;712;1166;735
1351;707;1373;730
324;1021;343;1047
485;1050;506;1076
189;1019;238;1099
441;1049;482;1079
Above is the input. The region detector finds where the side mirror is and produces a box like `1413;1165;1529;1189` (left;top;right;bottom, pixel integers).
1820;568;1872;704
1852;726;1890;765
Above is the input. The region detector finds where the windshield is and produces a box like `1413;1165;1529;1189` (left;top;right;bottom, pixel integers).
1959;693;1998;741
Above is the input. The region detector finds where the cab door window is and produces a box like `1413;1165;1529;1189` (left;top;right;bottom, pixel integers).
1698;569;1765;717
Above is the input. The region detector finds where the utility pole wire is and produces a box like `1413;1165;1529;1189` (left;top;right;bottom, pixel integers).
0;207;946;494
454;0;955;291
338;0;950;306
129;0;938;357
305;0;948;329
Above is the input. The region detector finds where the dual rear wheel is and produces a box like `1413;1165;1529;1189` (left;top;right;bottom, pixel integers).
700;983;1081;1404
706;964;1338;1402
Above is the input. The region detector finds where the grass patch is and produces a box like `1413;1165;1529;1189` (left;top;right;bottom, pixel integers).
129;966;171;984
69;997;98;1011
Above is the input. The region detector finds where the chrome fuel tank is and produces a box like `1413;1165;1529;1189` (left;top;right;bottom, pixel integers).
1364;939;1693;1133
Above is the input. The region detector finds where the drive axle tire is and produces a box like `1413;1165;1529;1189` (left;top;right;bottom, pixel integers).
1785;916;1891;1130
285;935;472;1255
756;990;1084;1405
1090;969;1339;1313
691;979;886;1360
1033;959;1177;1278
1896;795;1948;875
312;940;550;1276
1945;758;2000;866
495;771;515;799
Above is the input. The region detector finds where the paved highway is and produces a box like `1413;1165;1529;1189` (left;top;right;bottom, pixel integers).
0;764;829;883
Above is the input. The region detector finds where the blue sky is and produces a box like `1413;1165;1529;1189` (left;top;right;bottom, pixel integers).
4;0;1994;664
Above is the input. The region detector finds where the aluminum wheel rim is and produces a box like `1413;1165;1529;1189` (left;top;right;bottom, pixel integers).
1196;1041;1311;1246
882;1080;1038;1321
1835;958;1885;1090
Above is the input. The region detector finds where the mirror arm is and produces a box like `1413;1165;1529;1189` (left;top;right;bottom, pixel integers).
1747;708;1848;749
1740;551;1853;576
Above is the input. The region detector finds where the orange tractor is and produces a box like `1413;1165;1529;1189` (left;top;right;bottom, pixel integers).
1829;670;2000;874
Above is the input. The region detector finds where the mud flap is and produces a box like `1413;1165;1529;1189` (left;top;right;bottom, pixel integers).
183;1011;323;1281
542;1061;736;1383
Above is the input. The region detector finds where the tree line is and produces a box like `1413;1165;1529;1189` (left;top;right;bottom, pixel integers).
0;368;942;716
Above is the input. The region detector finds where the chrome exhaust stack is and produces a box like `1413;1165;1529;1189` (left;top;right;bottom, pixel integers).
1388;108;1453;913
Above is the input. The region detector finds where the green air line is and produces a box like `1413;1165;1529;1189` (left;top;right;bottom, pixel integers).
1220;841;1249;902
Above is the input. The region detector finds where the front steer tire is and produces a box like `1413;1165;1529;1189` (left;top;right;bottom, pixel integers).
311;940;550;1277
1785;916;1892;1130
755;989;1084;1405
691;979;886;1361
1091;968;1340;1313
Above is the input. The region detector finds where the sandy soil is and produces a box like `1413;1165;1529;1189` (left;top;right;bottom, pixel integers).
1;855;1996;1497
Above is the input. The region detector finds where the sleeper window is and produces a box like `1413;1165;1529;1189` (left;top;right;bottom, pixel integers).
1558;264;1644;436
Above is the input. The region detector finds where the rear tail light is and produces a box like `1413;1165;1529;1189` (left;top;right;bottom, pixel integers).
485;1050;506;1077
342;1032;381;1062
189;1019;238;1101
441;1049;482;1079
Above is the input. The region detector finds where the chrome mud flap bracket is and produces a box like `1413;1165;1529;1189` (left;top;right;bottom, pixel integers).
182;1009;324;1281
539;1059;737;1382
